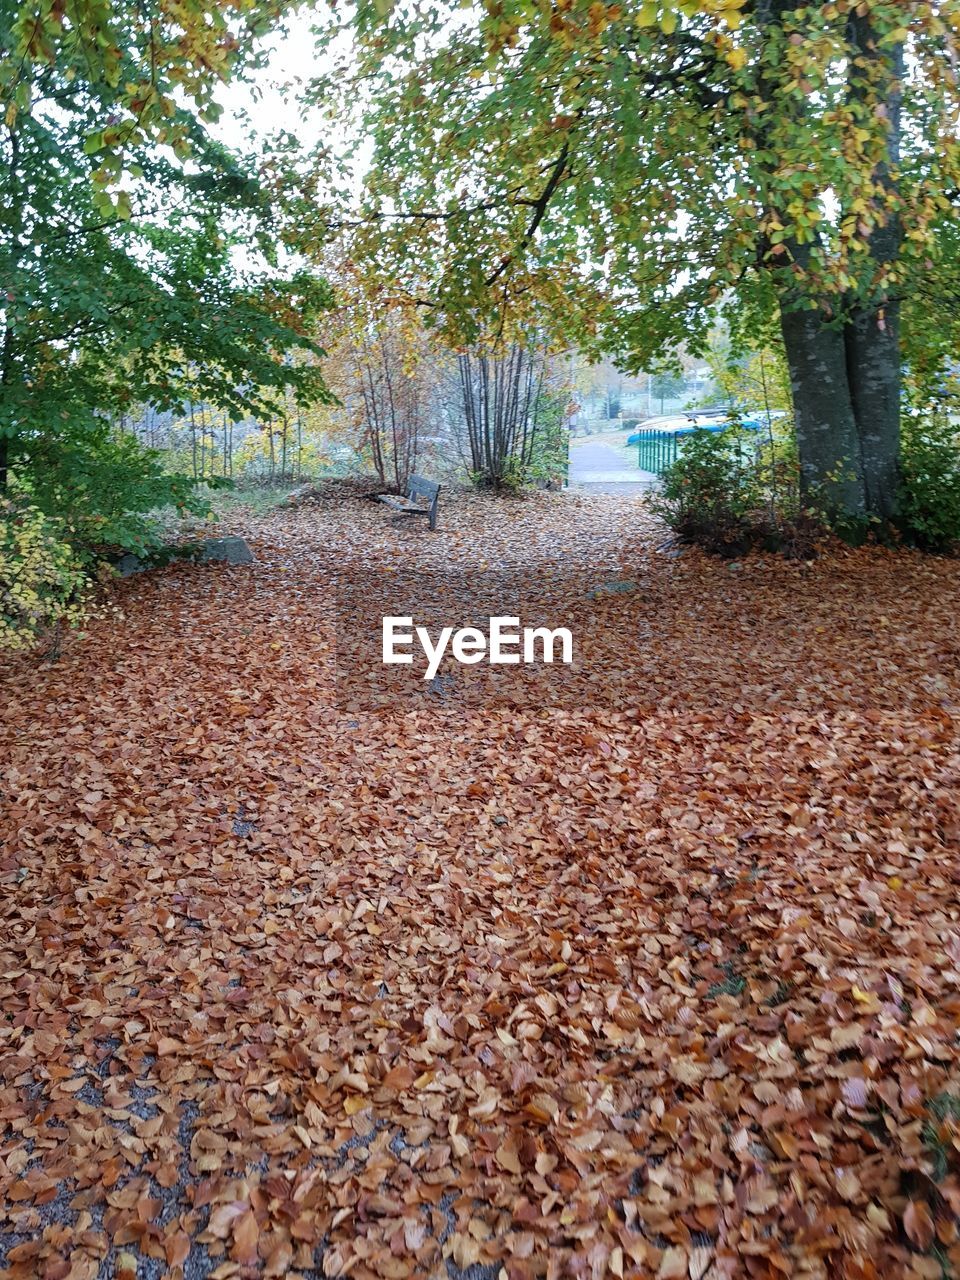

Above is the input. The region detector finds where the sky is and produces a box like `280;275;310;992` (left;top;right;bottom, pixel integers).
212;13;345;158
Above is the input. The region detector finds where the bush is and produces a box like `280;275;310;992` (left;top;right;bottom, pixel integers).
18;426;224;563
900;413;960;551
0;500;89;653
651;425;814;556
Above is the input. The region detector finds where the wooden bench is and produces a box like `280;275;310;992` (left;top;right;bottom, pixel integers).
375;474;441;530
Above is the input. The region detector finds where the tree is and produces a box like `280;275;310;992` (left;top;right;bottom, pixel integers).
650;370;686;413
454;339;570;489
312;0;959;527
0;0;330;503
304;255;446;490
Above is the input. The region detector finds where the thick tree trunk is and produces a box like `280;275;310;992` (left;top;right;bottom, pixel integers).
846;301;901;521
762;3;903;528
780;299;902;524
779;302;866;519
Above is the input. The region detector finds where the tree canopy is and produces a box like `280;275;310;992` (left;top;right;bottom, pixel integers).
312;0;960;522
1;0;331;489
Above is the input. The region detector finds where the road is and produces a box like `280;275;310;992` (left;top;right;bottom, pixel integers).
567;435;658;494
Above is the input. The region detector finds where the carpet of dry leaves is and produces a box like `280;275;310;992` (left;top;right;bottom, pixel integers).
3;488;960;1280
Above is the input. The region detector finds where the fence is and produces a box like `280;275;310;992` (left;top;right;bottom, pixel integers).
636;429;681;476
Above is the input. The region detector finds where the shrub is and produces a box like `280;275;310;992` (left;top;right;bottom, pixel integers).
0;500;89;653
651;425;814;556
18;426;225;563
900;412;960;551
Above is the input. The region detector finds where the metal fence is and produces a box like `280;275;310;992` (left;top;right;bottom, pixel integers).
636;429;681;476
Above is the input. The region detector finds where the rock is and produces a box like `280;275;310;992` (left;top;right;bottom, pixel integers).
112;537;253;577
586;579;638;599
199;537;253;566
115;553;146;578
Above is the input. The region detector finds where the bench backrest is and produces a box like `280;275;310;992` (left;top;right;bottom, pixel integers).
407;474;440;505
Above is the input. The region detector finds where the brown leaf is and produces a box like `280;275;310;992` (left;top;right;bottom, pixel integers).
904;1200;935;1252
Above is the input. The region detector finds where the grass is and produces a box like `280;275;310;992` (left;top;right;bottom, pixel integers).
206;483;296;517
923;1093;960;1181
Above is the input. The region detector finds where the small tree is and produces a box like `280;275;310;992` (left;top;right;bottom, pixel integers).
455;340;566;490
650;371;686;414
351;317;433;492
0;499;89;654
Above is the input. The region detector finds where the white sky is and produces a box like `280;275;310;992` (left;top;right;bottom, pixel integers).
212;13;330;155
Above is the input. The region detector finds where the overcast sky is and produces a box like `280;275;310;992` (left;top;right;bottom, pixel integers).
213;13;330;155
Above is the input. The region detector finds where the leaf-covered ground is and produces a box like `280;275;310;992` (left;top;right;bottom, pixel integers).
3;489;960;1280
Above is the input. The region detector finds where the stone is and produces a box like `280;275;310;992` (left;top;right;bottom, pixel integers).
199;536;253;566
586;579;638;600
112;537;253;577
115;553;146;577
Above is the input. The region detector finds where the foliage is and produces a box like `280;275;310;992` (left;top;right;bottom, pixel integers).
309;0;960;521
19;426;220;562
314;0;955;351
652;424;811;555
232;414;340;481
900;412;960;552
1;0;293;216
0;499;89;652
904;211;960;400
706;332;792;417
520;386;571;490
309;259;449;491
0;0;332;536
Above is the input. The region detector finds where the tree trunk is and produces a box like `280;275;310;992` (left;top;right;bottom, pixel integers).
780;298;902;524
779;302;866;519
846;301;901;520
761;2;903;528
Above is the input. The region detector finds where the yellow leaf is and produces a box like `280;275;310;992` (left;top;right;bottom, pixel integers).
851;985;881;1011
660;9;678;34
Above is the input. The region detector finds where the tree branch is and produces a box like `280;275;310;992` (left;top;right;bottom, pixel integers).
484;136;572;288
